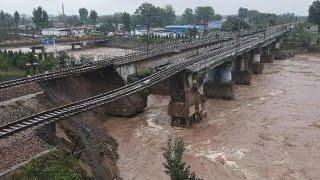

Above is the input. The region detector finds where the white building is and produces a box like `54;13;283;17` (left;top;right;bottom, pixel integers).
152;28;172;38
135;29;148;36
71;27;86;37
42;28;68;37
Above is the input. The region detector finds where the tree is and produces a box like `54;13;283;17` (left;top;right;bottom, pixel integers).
89;10;98;25
13;11;20;26
121;12;131;32
221;16;250;32
79;8;88;24
13;11;20;38
238;7;249;20
163;5;176;25
56;52;68;68
213;14;222;21
135;3;158;26
181;8;195;25
195;6;215;25
162;138;202;180
308;0;320;33
134;3;175;27
32;6;49;30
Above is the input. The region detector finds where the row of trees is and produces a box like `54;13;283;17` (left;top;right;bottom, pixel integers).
66;4;220;32
309;0;320;34
221;7;299;32
181;7;221;25
0;7;50;41
1;2;305;41
0;10;21;40
0;50;55;75
78;8;98;25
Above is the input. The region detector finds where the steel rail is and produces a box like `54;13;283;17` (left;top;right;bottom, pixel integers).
0;29;270;89
0;27;291;139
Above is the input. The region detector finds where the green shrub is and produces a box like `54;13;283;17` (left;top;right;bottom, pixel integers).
12;150;86;180
163;138;202;180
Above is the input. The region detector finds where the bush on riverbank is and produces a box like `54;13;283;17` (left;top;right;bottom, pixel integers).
163;138;202;180
282;22;320;53
11;150;87;179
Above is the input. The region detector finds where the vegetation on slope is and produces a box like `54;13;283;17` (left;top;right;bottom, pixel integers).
11;150;88;180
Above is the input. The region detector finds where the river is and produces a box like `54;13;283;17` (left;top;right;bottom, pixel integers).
104;54;320;180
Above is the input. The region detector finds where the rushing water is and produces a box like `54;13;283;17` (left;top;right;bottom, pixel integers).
104;54;320;180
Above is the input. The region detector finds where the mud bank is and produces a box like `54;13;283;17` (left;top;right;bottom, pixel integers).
40;67;149;179
105;54;320;179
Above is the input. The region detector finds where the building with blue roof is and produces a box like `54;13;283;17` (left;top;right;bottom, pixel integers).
165;25;205;37
208;20;225;30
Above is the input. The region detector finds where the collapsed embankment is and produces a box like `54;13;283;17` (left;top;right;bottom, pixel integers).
37;67;148;179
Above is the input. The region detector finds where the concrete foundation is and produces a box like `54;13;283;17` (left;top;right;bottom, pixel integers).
204;81;235;100
261;54;274;63
168;91;205;127
252;62;264;74
204;62;235;100
167;71;205;127
232;70;252;85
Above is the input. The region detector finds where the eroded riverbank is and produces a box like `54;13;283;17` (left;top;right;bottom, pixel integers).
105;54;320;180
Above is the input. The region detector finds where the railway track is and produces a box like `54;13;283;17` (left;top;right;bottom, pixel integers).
0;30;264;89
0;25;290;139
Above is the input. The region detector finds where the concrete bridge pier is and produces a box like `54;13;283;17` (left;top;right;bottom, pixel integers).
232;55;253;85
275;38;283;49
167;70;205;127
252;47;264;74
261;46;275;63
204;61;235;100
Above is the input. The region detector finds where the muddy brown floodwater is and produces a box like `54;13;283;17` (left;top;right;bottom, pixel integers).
104;54;320;180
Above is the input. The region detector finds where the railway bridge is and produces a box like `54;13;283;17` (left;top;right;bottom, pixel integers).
0;23;292;139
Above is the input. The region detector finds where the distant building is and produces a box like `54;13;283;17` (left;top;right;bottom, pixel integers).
165;25;204;37
42;37;55;45
152;28;172;38
208;20;225;30
134;29;148;36
42;27;87;37
71;27;86;37
42;28;68;37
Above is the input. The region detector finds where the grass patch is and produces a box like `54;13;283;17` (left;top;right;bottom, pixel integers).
138;89;150;100
137;67;153;78
11;150;87;180
0;70;26;81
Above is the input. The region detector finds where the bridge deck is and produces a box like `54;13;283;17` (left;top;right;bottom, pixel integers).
0;24;292;139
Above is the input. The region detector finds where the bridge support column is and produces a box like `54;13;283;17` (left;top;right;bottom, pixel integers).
167;71;205;127
275;38;283;49
232;55;253;85
261;46;274;63
252;47;264;74
204;62;234;100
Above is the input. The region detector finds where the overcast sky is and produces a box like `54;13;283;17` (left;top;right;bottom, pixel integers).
2;0;313;16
